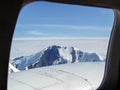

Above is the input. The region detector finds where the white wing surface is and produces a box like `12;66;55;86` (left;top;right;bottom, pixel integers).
8;62;104;90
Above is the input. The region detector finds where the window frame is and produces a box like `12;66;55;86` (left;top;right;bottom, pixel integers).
0;0;120;90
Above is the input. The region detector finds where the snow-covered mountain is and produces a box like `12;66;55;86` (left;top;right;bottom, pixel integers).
8;63;19;73
11;45;103;71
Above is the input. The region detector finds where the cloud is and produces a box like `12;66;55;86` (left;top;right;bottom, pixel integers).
17;24;112;31
27;30;46;36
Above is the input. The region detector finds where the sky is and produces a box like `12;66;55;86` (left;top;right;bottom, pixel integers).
14;1;114;39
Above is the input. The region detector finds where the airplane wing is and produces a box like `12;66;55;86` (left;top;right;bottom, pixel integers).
8;62;104;90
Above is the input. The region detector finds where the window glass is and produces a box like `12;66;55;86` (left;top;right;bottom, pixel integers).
8;1;114;90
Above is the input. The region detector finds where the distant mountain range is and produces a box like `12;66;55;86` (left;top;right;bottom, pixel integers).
10;45;103;71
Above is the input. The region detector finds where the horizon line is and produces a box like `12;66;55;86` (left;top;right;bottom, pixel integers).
13;37;109;40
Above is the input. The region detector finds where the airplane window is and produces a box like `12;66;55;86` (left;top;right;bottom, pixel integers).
8;1;114;90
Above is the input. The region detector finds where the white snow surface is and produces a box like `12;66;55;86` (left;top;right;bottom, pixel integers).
58;47;73;63
9;63;19;73
10;38;109;59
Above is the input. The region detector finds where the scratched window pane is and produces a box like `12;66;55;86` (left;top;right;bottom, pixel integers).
8;1;114;90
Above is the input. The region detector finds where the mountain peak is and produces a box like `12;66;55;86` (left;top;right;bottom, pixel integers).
11;45;103;71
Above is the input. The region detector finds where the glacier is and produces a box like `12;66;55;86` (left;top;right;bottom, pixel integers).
10;45;103;71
